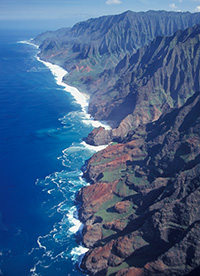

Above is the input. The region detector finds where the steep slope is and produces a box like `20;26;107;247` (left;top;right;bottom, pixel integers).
87;24;200;143
78;91;200;276
34;11;200;95
33;11;200;276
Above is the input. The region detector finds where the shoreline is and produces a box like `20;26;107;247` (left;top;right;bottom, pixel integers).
19;40;111;130
36;54;111;272
36;57;89;114
36;56;111;131
21;39;111;272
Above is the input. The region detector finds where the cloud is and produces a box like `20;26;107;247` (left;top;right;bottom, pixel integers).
169;3;178;9
106;0;122;5
195;5;200;11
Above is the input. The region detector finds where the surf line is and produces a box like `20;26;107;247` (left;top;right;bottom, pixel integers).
34;45;111;266
19;40;110;136
20;39;111;265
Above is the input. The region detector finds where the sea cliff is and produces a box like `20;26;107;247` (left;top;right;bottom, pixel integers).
34;10;200;276
78;91;200;275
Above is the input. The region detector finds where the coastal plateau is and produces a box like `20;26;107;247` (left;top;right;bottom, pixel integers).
34;10;200;276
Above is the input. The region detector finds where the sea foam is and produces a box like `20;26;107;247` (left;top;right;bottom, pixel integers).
67;206;82;234
21;40;109;275
37;57;89;113
36;56;111;131
17;40;39;49
19;39;111;131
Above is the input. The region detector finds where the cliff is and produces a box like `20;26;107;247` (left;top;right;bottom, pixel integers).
33;10;200;276
33;10;200;98
87;24;200;143
78;92;200;276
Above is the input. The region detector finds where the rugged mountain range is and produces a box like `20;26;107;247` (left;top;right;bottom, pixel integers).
34;10;200;96
34;10;200;276
86;24;200;143
78;90;200;276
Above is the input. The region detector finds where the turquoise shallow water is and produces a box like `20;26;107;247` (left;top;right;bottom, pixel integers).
0;29;101;276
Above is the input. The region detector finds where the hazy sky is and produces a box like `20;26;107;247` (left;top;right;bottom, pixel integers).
1;0;200;30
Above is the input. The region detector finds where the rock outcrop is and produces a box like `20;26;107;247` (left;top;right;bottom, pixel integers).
85;127;112;146
77;92;200;276
34;10;200;276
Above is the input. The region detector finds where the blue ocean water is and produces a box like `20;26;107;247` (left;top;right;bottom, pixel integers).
0;29;98;276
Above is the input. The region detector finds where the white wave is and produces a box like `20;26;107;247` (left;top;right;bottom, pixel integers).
81;140;108;152
71;245;89;260
36;57;89;113
21;38;111;136
82;113;111;130
17;40;39;49
37;236;47;251
57;201;69;213
28;247;37;256
19;41;112;272
67;206;82;234
36;57;111;133
68;222;82;234
47;189;55;195
30;260;42;276
61;140;107;158
71;245;89;275
62;145;84;154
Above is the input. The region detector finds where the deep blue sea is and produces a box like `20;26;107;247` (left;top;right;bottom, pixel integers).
0;29;101;276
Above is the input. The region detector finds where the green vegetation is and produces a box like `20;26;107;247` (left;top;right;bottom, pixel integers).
115;179;137;197
127;173;149;186
91;156;117;166
100;167;127;182
107;261;129;276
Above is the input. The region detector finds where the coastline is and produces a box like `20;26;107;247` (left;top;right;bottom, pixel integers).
19;40;111;130
21;39;111;273
36;55;111;272
36;56;111;131
36;57;88;113
15;13;200;275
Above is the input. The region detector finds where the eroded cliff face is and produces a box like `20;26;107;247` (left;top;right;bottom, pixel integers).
34;11;200;276
86;24;200;144
34;11;200;97
77;92;200;276
34;14;200;146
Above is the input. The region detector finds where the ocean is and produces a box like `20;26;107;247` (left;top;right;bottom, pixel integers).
0;29;107;276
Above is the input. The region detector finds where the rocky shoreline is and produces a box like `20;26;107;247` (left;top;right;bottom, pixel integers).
33;10;200;275
77;92;200;276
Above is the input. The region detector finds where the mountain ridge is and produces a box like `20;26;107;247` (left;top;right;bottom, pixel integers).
86;23;200;144
79;91;200;276
34;10;200;98
33;10;200;276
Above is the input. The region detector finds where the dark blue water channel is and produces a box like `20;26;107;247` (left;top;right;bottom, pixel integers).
0;29;99;276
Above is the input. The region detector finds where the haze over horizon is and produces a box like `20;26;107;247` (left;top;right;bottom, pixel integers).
1;0;200;30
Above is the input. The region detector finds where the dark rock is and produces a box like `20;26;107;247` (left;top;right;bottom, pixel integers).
85;126;112;146
103;218;128;232
82;223;102;248
34;11;200;276
79;92;200;276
